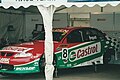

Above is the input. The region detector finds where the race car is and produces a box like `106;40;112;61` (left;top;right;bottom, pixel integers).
0;27;118;74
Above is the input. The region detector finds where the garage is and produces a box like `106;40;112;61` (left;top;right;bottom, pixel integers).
0;0;120;80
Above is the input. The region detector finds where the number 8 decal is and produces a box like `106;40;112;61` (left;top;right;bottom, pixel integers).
62;48;68;59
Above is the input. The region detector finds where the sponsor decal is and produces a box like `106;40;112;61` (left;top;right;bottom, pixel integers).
69;42;101;62
1;46;33;52
2;0;66;5
62;48;69;63
15;0;56;1
89;36;97;40
62;48;68;59
2;0;67;3
53;29;69;33
61;42;101;63
16;67;35;70
67;0;120;2
34;62;39;66
16;0;33;1
0;58;10;64
20;42;34;45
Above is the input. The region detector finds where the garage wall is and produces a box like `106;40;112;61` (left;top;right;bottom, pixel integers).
25;14;43;39
90;12;120;31
90;13;114;31
53;13;68;28
25;13;68;39
0;10;25;44
0;10;69;43
115;13;120;31
69;13;90;27
90;13;120;52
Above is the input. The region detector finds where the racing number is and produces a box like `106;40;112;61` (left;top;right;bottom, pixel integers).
63;49;67;58
62;48;68;59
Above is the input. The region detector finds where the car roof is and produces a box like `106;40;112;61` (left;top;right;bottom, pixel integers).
53;26;93;32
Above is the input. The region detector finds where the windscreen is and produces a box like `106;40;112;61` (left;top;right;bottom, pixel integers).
32;31;66;42
67;0;120;2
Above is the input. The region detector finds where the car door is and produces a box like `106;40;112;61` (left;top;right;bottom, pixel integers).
80;28;106;65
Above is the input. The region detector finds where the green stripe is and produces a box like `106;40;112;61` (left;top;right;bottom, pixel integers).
69;41;97;52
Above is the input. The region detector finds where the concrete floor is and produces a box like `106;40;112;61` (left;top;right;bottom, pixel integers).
0;64;120;80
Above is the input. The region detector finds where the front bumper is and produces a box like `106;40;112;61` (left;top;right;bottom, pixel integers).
0;59;40;74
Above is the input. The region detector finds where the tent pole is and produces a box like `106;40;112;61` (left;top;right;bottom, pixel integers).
37;5;56;80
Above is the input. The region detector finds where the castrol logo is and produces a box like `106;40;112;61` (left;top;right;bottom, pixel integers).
69;42;101;62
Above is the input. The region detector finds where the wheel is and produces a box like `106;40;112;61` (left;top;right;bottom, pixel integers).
53;54;59;78
103;49;115;64
39;54;58;76
39;55;45;73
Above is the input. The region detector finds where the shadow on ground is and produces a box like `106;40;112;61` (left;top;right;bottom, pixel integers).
0;64;120;80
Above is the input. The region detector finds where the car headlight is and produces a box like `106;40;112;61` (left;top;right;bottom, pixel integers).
14;52;33;58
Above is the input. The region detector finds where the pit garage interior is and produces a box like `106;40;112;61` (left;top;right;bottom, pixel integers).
0;4;120;80
1;5;120;47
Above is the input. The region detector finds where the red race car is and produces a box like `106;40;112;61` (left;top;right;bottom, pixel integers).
0;27;118;74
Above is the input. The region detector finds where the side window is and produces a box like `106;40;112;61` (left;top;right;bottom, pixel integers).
89;29;105;40
83;30;91;42
83;28;105;41
67;30;83;43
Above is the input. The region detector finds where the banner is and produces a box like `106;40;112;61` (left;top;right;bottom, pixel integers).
2;0;67;3
68;0;120;2
2;0;120;3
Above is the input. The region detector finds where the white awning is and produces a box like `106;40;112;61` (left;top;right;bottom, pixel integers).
0;0;120;8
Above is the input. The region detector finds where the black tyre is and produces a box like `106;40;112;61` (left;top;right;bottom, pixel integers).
39;55;45;73
103;49;115;64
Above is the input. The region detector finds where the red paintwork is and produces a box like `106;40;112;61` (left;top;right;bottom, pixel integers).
0;27;91;65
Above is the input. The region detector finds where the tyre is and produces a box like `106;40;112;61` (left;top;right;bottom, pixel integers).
39;55;45;73
103;49;115;64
